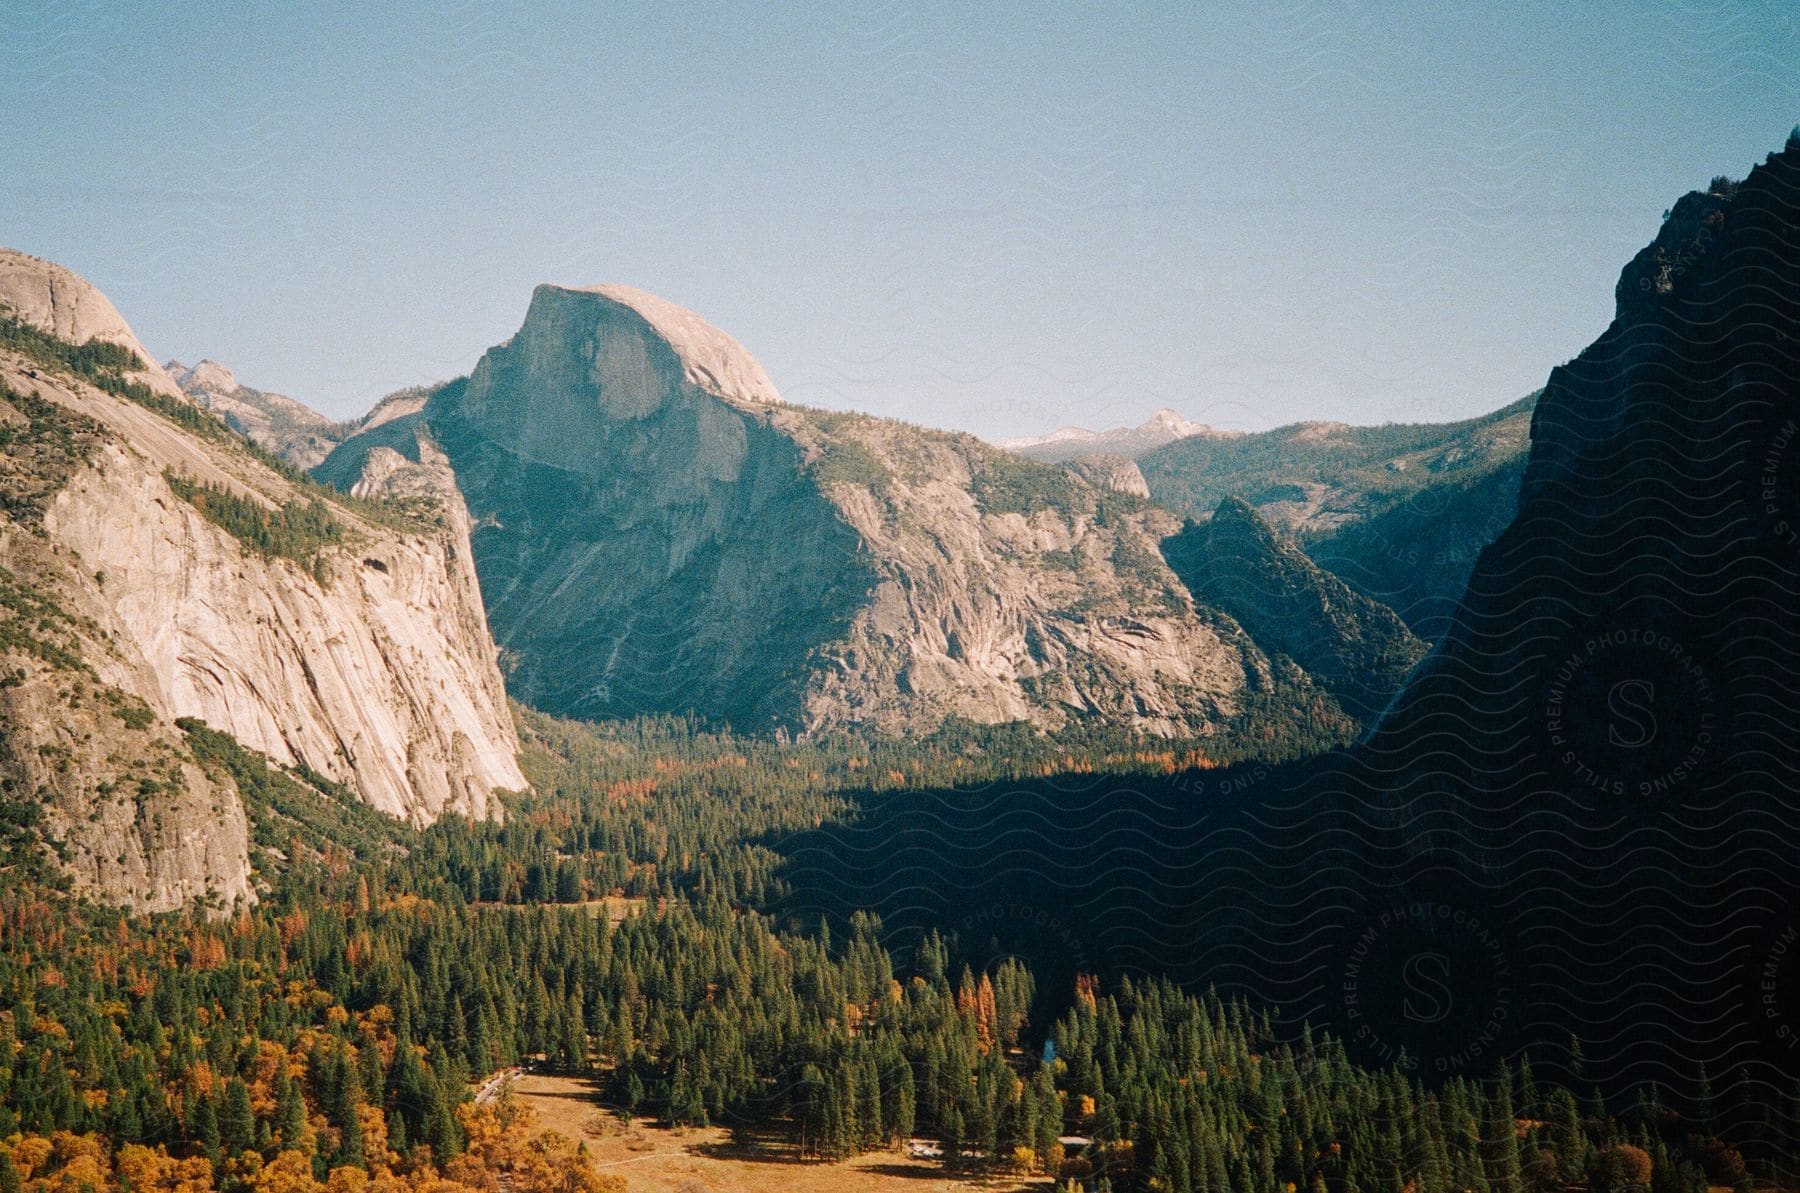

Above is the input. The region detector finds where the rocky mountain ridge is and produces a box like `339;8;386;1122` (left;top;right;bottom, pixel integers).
165;357;343;468
324;283;1380;744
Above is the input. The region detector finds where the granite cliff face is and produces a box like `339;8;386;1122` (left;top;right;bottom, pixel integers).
324;284;1353;741
0;251;180;396
0;248;525;909
1062;453;1152;499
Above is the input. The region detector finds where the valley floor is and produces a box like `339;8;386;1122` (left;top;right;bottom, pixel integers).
508;1072;1049;1193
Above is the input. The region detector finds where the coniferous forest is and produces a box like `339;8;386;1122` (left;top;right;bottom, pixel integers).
0;710;1787;1193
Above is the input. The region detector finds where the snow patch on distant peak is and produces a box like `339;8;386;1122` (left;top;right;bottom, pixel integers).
999;407;1232;462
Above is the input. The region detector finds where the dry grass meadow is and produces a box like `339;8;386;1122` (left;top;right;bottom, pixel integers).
508;1072;1051;1193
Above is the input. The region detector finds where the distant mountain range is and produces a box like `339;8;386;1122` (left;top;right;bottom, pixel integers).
1135;394;1536;532
998;407;1234;462
1136;393;1539;638
164;356;440;471
999;390;1539;640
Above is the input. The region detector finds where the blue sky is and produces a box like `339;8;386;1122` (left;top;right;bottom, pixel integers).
5;2;1797;437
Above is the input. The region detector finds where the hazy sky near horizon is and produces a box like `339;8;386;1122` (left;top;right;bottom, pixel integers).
5;2;1798;438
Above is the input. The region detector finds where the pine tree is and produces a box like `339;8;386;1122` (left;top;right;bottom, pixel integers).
358;1036;384;1102
940;1102;965;1169
1032;1065;1060;1157
622;1064;645;1117
330;1045;367;1170
192;1091;221;1165
470;1008;494;1075
796;1062;827;1158
825;1059;854;1159
892;1057;917;1141
563;991;586;1068
1518;1053;1540;1121
1420;1097;1450;1193
450;994;471;1065
387;1107;409;1157
855;1048;883;1149
221;1077;256;1158
1485;1072;1524;1193
336;1093;365;1170
425;1076;463;1161
277;1068;309;1153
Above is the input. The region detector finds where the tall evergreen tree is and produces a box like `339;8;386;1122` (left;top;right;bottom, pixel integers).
220;1077;255;1158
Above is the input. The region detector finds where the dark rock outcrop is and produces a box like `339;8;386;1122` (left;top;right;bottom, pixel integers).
1345;139;1800;1090
1164;498;1427;724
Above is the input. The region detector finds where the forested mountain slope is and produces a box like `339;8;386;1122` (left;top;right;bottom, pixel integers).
1137;392;1537;635
0;708;1772;1193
